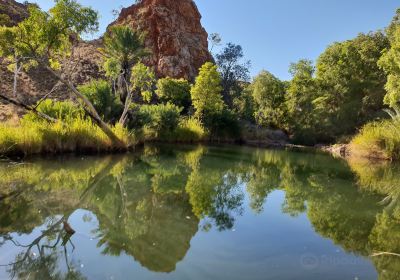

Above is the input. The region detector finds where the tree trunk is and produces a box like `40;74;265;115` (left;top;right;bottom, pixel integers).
45;66;126;149
119;77;133;126
13;62;18;98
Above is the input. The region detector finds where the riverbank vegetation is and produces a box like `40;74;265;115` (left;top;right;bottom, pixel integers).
0;1;400;160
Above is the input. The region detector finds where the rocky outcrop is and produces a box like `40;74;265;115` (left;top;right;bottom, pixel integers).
321;144;350;159
0;40;103;101
111;0;213;81
0;0;29;26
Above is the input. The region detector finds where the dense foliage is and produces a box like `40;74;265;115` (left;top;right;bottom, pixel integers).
250;70;286;129
155;78;191;111
78;80;123;122
379;9;400;108
135;103;182;140
1;2;400;159
215;43;251;105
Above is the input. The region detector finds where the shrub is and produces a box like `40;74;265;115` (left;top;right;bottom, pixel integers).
173;117;207;142
130;103;182;140
155;77;191;110
0;14;11;26
78;80;123;122
350;119;400;160
23;99;85;122
204;108;241;140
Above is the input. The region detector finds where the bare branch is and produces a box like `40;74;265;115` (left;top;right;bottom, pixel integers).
371;251;400;257
33;82;62;109
0;94;57;123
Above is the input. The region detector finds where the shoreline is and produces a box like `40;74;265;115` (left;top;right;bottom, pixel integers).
0;136;394;163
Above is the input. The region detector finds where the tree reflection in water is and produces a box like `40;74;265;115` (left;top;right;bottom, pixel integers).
0;145;399;279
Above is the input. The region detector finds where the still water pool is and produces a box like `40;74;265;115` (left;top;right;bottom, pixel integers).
0;145;399;279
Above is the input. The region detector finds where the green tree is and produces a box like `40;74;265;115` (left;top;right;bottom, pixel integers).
232;85;255;122
101;25;148;101
316;32;389;138
155;78;191;111
101;25;149;127
379;10;400;108
285;59;319;144
130;62;156;103
251;70;286;128
215;43;251;106
191;62;225;119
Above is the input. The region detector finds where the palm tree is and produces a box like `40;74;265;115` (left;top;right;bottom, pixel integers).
101;25;149;103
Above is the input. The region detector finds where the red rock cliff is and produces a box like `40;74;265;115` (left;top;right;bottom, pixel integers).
111;0;213;81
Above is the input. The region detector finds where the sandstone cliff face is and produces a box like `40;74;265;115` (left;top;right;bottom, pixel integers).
112;0;213;81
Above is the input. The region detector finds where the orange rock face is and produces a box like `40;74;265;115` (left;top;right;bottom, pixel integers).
111;0;213;81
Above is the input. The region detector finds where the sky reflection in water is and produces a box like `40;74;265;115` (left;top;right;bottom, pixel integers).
0;145;399;280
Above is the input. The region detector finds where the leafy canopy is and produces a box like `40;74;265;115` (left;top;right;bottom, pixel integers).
216;43;250;104
250;70;286;128
101;25;148;77
155;78;191;109
0;0;98;69
379;10;400;108
191;62;225;118
130;62;156;103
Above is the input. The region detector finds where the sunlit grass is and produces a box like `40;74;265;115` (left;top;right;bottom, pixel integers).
172;117;207;142
350;119;400;160
0;118;135;156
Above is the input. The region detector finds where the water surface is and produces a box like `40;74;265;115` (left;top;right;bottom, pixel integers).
0;145;399;279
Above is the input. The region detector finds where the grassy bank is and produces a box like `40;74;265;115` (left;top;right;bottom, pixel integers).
350;119;400;160
0;112;210;157
0;118;134;156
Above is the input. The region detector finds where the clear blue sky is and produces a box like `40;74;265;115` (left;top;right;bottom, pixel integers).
23;0;399;80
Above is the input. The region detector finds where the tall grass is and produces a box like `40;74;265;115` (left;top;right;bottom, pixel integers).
0;118;135;156
350;119;400;160
172;117;207;142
